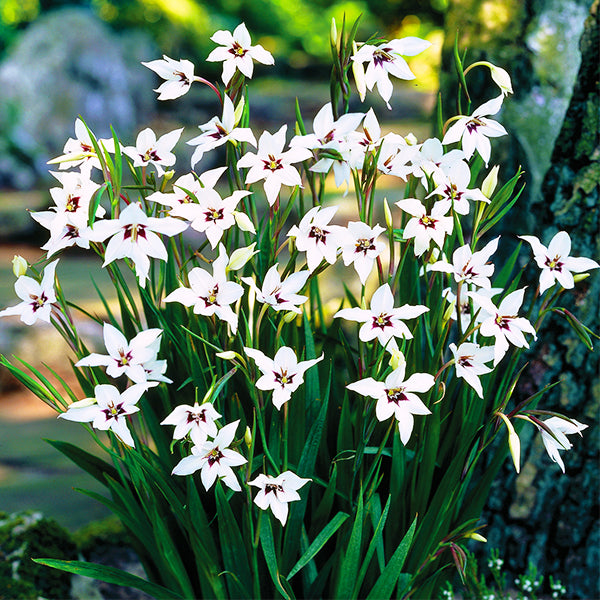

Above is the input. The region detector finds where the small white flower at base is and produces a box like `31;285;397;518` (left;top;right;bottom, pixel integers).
249;470;311;525
59;383;149;448
537;416;588;473
519;231;600;294
0;260;58;326
171;420;247;492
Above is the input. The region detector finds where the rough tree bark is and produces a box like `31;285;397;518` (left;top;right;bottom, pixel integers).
441;1;599;597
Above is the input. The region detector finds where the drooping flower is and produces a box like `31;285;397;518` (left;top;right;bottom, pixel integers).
188;95;256;167
122;127;183;177
244;346;323;410
164;244;244;334
59;383;150;447
161;402;222;446
0;260;58;325
442;95;508;166
347;360;434;445
142;55;196;100
250;470;311;525
334;283;428;352
237;125;311;206
469;288;537;366
241;264;309;314
518;231;600;294
351;37;431;109
536;416;588;473
171;420;247;492
339;221;386;285
396;198;453;257
430;237;500;289
89;202;187;286
75;323;166;384
286;205;344;272
449;342;495;399
207;23;274;85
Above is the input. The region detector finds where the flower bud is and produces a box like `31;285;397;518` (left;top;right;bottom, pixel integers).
465;532;487;543
234;96;245;126
12;255;28;277
283;311;297;324
573;273;590;283
233;210;256;234
227;243;258;271
404;132;418;146
488;63;513;96
330;18;338;50
216;350;237;360
383;197;393;229
482;165;499;198
244;426;252;448
352;42;367;102
67;397;97;409
497;412;520;473
390;349;406;371
163;169;175;183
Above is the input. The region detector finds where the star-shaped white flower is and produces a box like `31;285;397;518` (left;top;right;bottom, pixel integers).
396;198;453;257
142;55;196;100
244;346;323;410
351;37;431;109
241;264;309;314
536;416;588;473
188;95;256;167
469;288;537;366
237;125;311;206
518;231;600;294
449;342;495;399
249;470;311;525
347;361;434;445
122;127;183;177
207;23;274;85
171;420;247;492
161;402;221;446
90;202;187;286
334;283;429;352
339;221;386;285
430;237;500;289
164;244;244;334
442;95;507;166
286;205;344;272
75;323;166;384
59;383;149;447
0;260;58;325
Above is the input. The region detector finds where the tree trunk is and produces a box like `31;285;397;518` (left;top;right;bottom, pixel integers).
441;1;599;597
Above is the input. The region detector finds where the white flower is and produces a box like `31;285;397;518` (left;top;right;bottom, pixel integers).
249;470;311;525
334;283;428;352
142;55;196;100
0;260;58;325
442;95;508;166
188;96;256;167
161;402;221;446
396;198;453;257
122;127;183;177
286;205;344;272
90;202;187;287
75;323;166;384
172;420;247;492
519;231;600;294
470;288;537;366
351;37;431;109
164;244;244;334
409;137;465;187
430;237;500;289
207;23;274;85
241;264;309;314
244;346;323;410
537;416;588;473
347;361;434;445
237;125;311;206
449;342;495;398
59;383;149;447
339;221;386;285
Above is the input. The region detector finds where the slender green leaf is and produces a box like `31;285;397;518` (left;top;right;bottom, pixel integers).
335;492;363;599
260;516;295;599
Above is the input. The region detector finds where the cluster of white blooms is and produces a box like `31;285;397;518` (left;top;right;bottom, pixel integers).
2;20;598;525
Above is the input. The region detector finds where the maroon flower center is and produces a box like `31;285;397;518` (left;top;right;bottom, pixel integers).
309;225;328;244
66;195;81;212
274;369;295;387
355;238;375;254
229;42;247;57
545;255;563;272
206;448;223;467
204;207;224;223
386;387;408;404
29;292;48;312
201;285;219;307
373;47;394;67
372;313;392;330
124;224;147;243
265;483;284;496
262;154;283;172
102;401;126;421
